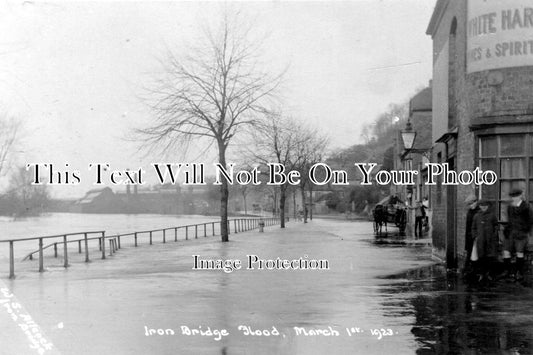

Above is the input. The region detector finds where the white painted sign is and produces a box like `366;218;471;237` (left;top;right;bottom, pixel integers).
467;0;533;73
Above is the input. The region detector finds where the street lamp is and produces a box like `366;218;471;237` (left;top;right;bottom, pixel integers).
401;118;417;151
400;119;417;209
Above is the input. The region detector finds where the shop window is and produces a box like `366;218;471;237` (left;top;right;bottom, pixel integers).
500;134;525;155
501;159;525;178
481;136;497;157
478;134;531;219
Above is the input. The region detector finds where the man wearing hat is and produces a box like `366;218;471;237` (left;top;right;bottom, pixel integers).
463;194;480;277
503;188;533;281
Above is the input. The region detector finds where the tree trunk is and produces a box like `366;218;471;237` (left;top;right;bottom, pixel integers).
280;185;287;228
309;184;313;220
293;188;297;219
243;191;247;215
218;141;229;242
272;189;278;216
300;184;307;223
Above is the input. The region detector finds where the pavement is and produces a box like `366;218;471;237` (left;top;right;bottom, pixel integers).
2;219;533;354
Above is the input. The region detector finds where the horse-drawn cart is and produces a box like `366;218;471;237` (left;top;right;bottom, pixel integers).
372;196;407;234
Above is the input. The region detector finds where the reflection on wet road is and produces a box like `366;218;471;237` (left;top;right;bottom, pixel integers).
3;218;533;354
381;264;533;354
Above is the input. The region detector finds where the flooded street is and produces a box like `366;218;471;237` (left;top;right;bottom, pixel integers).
2;218;533;354
381;265;533;354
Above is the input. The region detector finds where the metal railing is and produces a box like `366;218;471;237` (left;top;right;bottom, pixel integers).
0;217;285;279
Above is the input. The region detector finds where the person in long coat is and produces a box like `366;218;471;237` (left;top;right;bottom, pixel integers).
464;195;480;276
471;200;499;281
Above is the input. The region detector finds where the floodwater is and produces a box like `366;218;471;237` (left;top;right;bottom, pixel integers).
381;265;533;354
0;212;224;240
0;213;229;265
2;218;533;354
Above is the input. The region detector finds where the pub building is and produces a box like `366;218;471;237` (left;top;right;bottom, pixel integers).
426;0;533;267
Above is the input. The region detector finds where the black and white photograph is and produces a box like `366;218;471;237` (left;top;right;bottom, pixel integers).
2;0;533;354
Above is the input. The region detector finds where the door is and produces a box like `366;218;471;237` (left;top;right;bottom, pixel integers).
446;158;457;268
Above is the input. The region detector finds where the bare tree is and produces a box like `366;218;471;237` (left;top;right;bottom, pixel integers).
228;163;263;216
360;125;372;145
294;127;329;224
0;115;21;178
137;13;281;242
237;184;249;215
0;166;49;217
247;114;306;228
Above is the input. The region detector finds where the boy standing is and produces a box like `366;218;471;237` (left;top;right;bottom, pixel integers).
503;188;533;281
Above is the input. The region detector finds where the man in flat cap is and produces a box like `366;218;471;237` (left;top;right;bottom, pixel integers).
463;194;479;278
503;188;533;281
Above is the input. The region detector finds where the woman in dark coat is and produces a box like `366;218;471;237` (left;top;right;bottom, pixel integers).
471;200;499;281
464;195;480;276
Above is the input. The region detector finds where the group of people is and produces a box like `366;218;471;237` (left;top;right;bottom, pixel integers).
386;195;429;238
464;188;533;283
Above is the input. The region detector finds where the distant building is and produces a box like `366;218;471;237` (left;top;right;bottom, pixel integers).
389;84;432;237
72;187;124;213
69;183;244;215
391;84;433;203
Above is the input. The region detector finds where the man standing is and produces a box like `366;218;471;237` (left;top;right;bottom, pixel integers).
422;197;430;232
472;200;499;282
503;188;533;281
408;201;426;239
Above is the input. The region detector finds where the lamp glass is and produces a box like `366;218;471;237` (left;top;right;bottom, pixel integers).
402;130;416;150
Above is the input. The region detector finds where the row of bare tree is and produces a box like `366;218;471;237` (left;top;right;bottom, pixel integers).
136;14;329;241
0;13;328;229
0;117;50;217
0;116;19;179
247;115;328;228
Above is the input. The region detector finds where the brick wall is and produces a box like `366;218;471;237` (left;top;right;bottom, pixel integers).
430;146;446;260
468;67;533;119
429;0;533;267
430;0;468;263
454;3;476;262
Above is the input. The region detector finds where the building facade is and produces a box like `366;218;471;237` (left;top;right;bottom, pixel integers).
427;0;533;266
390;85;432;237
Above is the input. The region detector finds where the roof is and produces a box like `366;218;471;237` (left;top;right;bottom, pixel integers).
77;191;104;204
85;187;111;194
426;0;449;37
76;187;113;204
410;87;432;112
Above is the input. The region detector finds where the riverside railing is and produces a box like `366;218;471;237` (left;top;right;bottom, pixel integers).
1;217;285;279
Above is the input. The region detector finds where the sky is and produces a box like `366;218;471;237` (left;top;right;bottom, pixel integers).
0;0;437;198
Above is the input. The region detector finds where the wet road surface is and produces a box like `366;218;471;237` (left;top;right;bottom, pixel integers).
2;219;533;354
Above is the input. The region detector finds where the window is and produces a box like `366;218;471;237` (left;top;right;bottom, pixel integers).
478;134;531;219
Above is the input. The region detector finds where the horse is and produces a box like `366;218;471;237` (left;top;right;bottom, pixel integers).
372;204;388;235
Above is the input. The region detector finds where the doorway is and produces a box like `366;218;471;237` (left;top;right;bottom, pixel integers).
446;158;457;269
